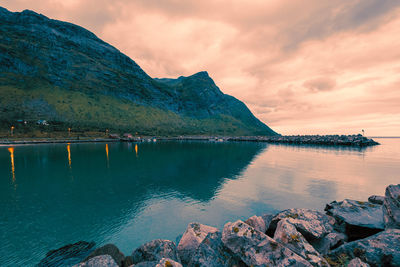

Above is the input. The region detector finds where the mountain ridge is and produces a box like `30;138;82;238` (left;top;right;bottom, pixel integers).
0;7;277;136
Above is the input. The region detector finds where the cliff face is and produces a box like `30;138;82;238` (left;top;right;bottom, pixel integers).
0;7;277;136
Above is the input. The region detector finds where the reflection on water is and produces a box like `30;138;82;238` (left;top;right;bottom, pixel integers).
0;139;399;266
105;143;109;167
8;147;15;182
67;144;72;168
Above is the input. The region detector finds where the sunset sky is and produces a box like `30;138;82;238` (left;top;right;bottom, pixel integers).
3;0;400;136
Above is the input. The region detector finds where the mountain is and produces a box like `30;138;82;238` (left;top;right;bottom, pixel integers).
0;7;277;136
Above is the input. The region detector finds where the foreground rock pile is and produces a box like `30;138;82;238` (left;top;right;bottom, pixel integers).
38;184;400;266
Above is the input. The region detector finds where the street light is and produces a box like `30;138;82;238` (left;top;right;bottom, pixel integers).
10;126;14;136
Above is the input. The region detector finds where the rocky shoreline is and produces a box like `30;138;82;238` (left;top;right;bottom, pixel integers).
1;134;379;147
37;184;400;267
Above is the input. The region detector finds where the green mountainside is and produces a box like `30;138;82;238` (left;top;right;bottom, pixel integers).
0;7;277;136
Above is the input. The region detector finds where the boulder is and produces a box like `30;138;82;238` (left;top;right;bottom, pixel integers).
262;214;274;231
156;258;183;267
383;184;400;229
188;231;245;267
134;262;157;267
131;239;180;264
273;219;329;267
123;256;133;267
177;222;218;264
222;220;312;266
326;229;400;267
268;209;336;241
311;231;347;255
38;241;96;267
245;215;267;233
347;257;370;267
84;244;125;267
325;199;384;240
73;255;118;267
368;195;385;205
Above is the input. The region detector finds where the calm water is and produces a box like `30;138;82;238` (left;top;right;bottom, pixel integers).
1;138;399;266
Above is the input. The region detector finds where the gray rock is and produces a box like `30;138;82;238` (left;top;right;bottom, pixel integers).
156;258;183;267
269;209;336;241
222;220;312;266
311;231;347;255
177;222;218;264
131;239;180;264
38;241;96;267
347;257;370;267
245;215;267;233
188;231;245;267
73;255;118;267
123;256;133;267
368;195;385;205
326;229;400;267
84;244;125;267
273;219;329;267
262;214;274;231
383;184;400;229
325;199;384;240
133;261;157;267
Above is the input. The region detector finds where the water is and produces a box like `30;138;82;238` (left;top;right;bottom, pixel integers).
0;138;399;266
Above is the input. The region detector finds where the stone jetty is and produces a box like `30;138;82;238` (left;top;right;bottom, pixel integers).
37;184;400;267
135;134;379;147
1;134;379;147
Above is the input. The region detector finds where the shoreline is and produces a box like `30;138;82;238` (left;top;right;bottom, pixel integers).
0;134;379;147
38;184;400;267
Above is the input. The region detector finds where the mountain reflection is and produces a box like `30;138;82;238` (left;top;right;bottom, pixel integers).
0;141;265;265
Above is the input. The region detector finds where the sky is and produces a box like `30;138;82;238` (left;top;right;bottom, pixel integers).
3;0;400;136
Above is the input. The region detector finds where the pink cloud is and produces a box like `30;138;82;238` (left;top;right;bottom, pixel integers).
2;0;400;135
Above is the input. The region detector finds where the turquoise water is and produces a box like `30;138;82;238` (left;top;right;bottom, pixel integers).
1;138;399;266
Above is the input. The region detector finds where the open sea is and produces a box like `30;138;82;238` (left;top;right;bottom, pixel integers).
0;138;399;266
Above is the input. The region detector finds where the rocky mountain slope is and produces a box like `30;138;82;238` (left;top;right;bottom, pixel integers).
0;7;277;136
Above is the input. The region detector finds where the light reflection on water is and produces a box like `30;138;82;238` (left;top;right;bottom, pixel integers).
0;139;399;266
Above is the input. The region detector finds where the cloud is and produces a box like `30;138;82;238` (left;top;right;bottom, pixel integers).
2;0;400;135
303;77;336;92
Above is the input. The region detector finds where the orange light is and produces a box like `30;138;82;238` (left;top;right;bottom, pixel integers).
8;147;15;182
67;144;71;168
135;144;138;157
105;144;109;167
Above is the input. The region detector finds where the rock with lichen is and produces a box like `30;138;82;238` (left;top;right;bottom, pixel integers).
222;220;312;266
188;231;245;267
347;257;370;267
368;195;385;205
325;199;384;240
273;219;329;267
383;184;400;229
156;258;182;267
177;222;219;265
83;244;125;267
73;255;118;267
131;239;180;265
326;229;400;267
268;209;336;242
311;231;347;255
245;215;267;233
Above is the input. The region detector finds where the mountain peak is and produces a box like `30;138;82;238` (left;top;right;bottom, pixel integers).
192;71;209;78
